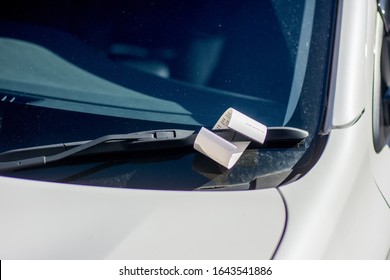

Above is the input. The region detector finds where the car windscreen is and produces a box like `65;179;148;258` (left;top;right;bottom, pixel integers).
0;0;337;190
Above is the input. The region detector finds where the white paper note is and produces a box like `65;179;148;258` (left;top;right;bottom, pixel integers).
194;108;267;169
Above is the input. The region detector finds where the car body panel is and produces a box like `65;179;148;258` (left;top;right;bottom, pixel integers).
275;0;390;259
0;176;286;259
276;119;390;259
331;0;369;128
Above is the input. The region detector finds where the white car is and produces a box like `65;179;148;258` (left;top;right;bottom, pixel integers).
0;0;389;259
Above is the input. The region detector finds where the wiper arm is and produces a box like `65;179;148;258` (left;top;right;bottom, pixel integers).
0;127;308;172
0;129;195;172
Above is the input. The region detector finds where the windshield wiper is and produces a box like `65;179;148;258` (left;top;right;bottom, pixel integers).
0;127;308;172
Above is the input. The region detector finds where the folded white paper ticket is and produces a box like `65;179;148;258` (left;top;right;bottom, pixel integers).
194;108;267;169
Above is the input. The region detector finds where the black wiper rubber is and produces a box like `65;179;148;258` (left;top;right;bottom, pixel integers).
0;127;308;172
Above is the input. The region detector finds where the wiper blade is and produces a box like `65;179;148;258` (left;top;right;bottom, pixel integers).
0;129;195;172
0;127;308;172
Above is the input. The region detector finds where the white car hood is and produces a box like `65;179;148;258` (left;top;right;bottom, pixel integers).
0;176;286;259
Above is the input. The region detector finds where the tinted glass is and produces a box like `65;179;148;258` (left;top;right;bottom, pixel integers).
0;0;337;189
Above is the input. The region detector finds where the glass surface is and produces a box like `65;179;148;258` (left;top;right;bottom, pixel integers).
0;0;337;189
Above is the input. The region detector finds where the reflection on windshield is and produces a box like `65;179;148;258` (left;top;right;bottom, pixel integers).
0;0;311;128
0;38;198;125
0;0;336;189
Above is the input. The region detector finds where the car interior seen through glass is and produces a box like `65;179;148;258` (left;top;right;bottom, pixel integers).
0;0;336;190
